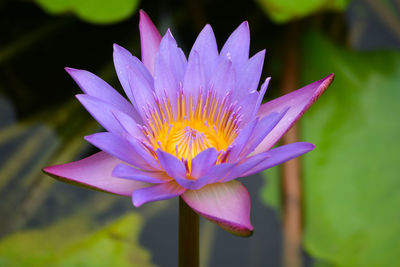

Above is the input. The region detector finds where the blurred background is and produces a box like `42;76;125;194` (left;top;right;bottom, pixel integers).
0;0;399;266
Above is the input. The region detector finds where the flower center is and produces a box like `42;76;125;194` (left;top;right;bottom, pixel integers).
141;90;240;166
166;126;212;161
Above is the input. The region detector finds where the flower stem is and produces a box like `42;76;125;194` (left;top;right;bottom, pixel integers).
179;197;199;267
281;21;302;267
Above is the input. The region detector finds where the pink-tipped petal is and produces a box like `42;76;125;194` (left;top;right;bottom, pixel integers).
189;24;219;82
66;68;141;122
139;10;162;75
220;21;250;70
132;181;185;207
182;180;253;236
243;142;315;177
43;152;148;196
254;73;334;154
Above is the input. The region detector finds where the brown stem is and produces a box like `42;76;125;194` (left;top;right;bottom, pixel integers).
281;21;302;267
179;197;199;267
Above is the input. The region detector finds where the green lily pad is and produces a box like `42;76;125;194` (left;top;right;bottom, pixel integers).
260;32;400;266
256;0;350;23
35;0;140;24
0;213;154;266
301;32;400;267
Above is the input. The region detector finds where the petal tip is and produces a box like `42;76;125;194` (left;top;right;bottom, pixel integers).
83;134;95;143
139;9;150;22
64;67;76;73
113;43;122;51
307;142;316;151
42;165;54;176
314;73;335;100
323;73;335;86
241;20;249;29
132;194;144;207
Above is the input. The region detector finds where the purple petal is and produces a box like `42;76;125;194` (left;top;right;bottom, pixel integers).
234;49;265;101
219;21;250;71
183;51;206;104
84;132;157;171
241;109;288;156
154;55;178;116
242;142;315;176
195;162;236;185
111;109;144;139
237;91;259;126
189;24;219;82
128;138;162;171
155;149;187;179
182;180;253;236
254;77;270;116
132;181;185;207
43;152;148;196
126;64;156;117
173;162;235;190
228;119;258;161
209;55;235;98
157;30;187;80
153;30;189;118
66;68;141;123
112;111;159;166
112;163;170;184
254;74;334;154
222;151;269;182
190;148;218;178
113;44;154;109
139;10;162;75
76;94;127;135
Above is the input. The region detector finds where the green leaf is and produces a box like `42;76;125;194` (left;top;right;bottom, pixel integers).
0;213;154;266
301;32;400;267
35;0;140;24
256;0;350;23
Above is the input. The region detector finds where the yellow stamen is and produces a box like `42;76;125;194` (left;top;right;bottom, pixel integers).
142;90;240;169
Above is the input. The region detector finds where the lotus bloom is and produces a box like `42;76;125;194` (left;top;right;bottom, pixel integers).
44;10;333;236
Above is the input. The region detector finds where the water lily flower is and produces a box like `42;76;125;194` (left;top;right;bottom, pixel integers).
43;10;333;236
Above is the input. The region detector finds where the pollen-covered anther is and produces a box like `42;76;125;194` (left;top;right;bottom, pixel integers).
142;90;240;166
172;126;212;161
